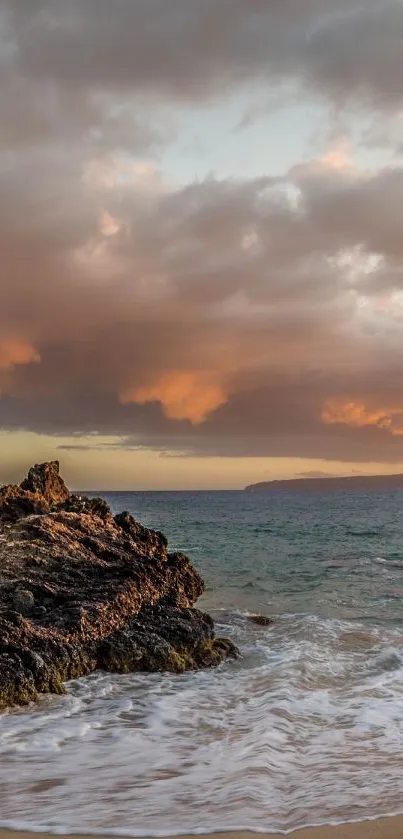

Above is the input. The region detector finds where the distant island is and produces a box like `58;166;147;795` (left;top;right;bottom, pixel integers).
245;474;403;493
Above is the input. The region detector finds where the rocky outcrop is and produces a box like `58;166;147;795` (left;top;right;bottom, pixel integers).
0;462;238;710
0;460;70;520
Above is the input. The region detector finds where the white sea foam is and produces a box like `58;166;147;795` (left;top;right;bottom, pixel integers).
1;614;403;835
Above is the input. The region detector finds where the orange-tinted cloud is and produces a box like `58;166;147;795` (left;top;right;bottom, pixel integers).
121;371;228;425
320;140;352;173
0;339;40;372
322;399;403;436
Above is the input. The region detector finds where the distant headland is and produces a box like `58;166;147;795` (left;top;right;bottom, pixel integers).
245;474;403;493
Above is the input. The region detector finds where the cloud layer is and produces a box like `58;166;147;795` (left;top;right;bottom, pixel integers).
4;0;403;115
1;0;403;464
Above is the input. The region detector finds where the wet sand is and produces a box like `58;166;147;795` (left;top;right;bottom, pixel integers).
1;819;403;839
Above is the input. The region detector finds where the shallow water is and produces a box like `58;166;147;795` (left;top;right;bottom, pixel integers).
1;490;403;835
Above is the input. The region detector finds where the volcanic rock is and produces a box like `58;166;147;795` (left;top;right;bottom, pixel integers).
247;615;274;627
0;462;238;709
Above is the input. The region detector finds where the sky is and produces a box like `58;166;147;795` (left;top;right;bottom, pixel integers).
1;0;403;490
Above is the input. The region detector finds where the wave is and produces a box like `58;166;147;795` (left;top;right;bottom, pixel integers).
2;810;403;838
1;613;403;835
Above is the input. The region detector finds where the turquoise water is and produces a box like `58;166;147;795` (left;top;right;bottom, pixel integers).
1;489;403;835
109;489;403;621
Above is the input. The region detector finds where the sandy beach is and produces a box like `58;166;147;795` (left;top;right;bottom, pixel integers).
2;820;403;839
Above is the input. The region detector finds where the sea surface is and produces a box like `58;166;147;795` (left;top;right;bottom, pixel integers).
1;489;403;835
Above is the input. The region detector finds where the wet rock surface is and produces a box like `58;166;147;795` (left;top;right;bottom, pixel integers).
0;462;238;709
247;614;274;627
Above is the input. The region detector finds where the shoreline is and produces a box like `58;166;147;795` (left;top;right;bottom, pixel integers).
1;819;403;839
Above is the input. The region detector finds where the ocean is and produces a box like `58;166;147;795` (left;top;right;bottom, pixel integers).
1;489;403;836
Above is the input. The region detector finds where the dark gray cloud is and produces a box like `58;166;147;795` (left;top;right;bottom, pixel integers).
3;0;403;106
1;0;403;155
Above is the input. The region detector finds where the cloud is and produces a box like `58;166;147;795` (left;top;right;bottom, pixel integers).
1;150;403;461
1;0;403;161
122;371;228;425
322;399;403;436
0;339;40;372
320;138;352;172
1;2;403;465
3;1;403;108
56;445;93;452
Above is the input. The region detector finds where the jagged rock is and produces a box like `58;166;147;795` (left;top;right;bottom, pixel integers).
0;460;70;521
98;605;237;673
0;462;238;709
20;461;70;506
0;484;49;521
